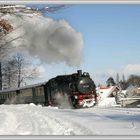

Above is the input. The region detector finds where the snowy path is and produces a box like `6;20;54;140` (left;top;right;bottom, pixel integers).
0;104;140;135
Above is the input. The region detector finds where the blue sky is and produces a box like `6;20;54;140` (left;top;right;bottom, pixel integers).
32;4;140;85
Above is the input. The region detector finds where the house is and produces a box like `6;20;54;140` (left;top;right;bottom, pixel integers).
96;86;121;107
117;86;140;107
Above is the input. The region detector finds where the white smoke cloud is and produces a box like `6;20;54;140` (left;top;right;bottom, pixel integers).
1;12;84;66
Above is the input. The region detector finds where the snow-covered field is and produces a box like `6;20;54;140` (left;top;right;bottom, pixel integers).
0;103;140;136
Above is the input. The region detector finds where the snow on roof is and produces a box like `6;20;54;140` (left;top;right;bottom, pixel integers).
0;81;47;93
121;90;127;95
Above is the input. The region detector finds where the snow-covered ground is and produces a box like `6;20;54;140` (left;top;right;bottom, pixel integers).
0;103;140;135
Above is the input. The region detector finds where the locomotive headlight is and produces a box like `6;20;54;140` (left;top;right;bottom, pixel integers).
80;80;84;84
74;95;78;99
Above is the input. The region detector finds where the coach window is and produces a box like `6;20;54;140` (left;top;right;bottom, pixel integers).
39;87;43;96
10;93;12;98
4;93;6;99
10;93;13;98
3;94;5;99
22;89;32;97
35;87;42;96
37;87;40;96
13;93;15;97
8;93;9;98
13;92;16;97
35;88;38;96
38;88;40;96
9;93;11;98
37;88;39;96
7;93;9;98
11;92;14;97
5;93;7;99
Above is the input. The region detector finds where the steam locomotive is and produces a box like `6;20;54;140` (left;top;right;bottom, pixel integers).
0;70;97;108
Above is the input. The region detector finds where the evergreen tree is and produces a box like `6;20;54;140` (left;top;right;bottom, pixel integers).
106;77;116;87
116;73;119;85
122;74;125;82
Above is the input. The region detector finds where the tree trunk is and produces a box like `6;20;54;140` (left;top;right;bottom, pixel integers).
0;62;2;90
18;68;21;88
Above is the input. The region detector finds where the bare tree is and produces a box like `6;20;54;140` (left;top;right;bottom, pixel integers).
126;75;140;87
3;53;41;88
0;19;22;90
0;19;13;90
2;59;17;89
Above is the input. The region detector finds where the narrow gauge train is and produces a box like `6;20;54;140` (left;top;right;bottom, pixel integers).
0;70;97;108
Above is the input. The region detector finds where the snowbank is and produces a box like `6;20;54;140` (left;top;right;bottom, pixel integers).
97;97;117;107
0;104;140;135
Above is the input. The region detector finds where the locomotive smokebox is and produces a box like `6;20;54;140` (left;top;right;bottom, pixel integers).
77;70;82;76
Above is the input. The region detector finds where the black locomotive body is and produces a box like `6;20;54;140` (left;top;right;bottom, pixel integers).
0;70;97;108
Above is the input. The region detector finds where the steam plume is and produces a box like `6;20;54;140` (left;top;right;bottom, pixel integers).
1;12;84;66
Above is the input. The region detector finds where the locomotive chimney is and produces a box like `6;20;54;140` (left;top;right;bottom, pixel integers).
77;70;82;76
